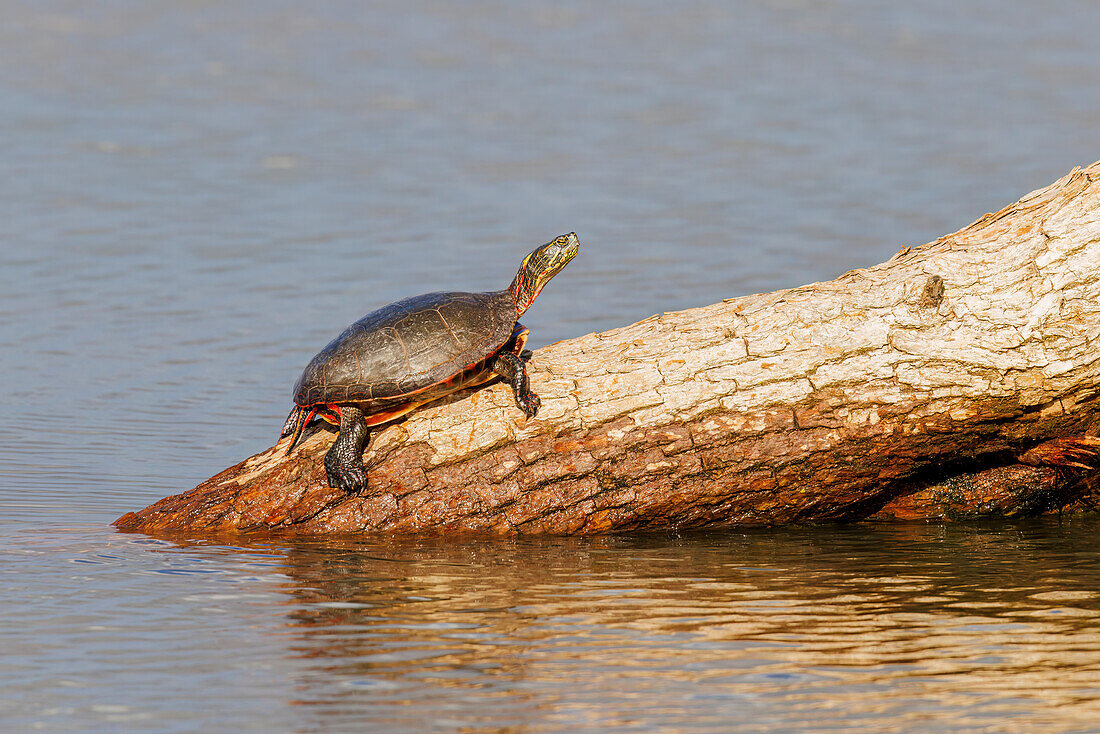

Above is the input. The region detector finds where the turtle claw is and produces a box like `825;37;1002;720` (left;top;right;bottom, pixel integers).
517;390;541;420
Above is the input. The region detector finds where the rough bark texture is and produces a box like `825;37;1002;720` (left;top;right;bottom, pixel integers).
116;162;1100;535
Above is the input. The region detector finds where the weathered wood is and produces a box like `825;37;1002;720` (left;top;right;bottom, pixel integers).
116;162;1100;535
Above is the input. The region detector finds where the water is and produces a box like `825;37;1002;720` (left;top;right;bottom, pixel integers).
7;522;1100;733
3;1;1100;731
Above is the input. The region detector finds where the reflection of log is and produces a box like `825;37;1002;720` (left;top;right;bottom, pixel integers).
246;524;1100;725
115;162;1100;535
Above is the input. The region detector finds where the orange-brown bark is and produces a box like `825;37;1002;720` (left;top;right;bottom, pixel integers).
116;162;1100;535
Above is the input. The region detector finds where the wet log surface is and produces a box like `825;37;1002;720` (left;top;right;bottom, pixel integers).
116;162;1100;535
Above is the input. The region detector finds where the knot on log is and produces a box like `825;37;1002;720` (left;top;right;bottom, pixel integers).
919;275;945;308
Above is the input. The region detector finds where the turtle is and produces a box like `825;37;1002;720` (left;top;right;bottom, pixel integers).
280;232;580;492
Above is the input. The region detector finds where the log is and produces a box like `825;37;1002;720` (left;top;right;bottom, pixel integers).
116;161;1100;535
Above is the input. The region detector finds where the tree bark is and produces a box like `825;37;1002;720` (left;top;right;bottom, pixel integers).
116;162;1100;535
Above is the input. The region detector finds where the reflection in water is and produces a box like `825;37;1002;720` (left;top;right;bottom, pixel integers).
272;522;1100;732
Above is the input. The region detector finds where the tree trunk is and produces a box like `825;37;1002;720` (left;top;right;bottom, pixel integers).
116;162;1100;535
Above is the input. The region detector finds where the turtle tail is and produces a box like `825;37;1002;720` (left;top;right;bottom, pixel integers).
281;405;316;455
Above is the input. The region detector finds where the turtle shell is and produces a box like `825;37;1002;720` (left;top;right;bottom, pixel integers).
293;290;518;408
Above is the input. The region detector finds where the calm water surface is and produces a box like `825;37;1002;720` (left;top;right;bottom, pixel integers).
7;521;1100;732
4;1;1100;731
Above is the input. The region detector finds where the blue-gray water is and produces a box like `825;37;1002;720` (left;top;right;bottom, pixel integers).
4;2;1100;731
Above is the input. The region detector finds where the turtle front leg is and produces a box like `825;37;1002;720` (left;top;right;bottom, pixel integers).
493;350;540;419
324;405;370;492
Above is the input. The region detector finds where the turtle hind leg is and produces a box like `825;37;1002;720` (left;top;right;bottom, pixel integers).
281;406;301;437
324;405;370;493
282;405;316;455
493;350;540;419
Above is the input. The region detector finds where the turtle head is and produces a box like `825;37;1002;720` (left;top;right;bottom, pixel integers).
510;233;579;315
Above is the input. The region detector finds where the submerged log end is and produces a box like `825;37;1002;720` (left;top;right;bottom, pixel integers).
114;441;347;533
